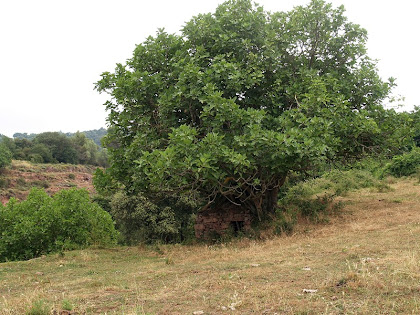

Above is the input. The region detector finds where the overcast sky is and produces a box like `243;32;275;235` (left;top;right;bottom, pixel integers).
0;0;418;137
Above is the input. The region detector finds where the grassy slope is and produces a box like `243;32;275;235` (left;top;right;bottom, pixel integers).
0;160;97;205
0;179;419;314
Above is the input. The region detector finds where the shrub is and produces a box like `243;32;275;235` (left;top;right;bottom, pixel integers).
322;169;379;195
384;148;420;177
27;299;50;315
109;191;196;244
28;153;44;164
275;168;381;232
31;180;50;189
0;188;117;262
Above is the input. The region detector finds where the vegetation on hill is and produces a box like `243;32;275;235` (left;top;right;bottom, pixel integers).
0;160;97;205
1;131;108;167
13;127;107;147
0;142;12;169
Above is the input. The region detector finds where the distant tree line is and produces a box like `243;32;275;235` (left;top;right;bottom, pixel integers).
13;127;107;147
0;131;108;167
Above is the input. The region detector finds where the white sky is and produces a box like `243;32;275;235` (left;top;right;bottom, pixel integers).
0;0;418;137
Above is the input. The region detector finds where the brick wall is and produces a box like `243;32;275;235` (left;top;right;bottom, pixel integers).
194;204;252;239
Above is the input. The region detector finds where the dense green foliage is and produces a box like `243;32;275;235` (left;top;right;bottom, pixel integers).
93;168;196;244
34;132;78;164
384;148;420;177
0;141;12;169
73;127;107;147
1;131;108;166
0;188;117;262
96;0;402;224
411;106;420;147
109;192;196;244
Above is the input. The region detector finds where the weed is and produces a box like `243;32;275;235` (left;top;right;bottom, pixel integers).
26;299;50;315
31;180;50;189
164;256;174;265
273;213;295;235
373;181;393;193
61;299;73;311
68;173;76;180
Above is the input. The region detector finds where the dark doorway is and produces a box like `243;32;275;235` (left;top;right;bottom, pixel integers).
230;221;244;236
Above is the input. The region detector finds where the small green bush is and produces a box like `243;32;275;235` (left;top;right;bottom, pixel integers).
384;148;420;177
61;299;73;311
31;180;50;189
109;191;196;244
0;188;118;262
26;299;50;315
273;211;296;235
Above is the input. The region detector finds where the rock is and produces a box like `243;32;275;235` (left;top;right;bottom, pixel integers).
302;289;318;294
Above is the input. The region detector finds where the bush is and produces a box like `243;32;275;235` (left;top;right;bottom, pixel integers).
384;148;420;177
0;188;117;262
27;299;50;315
275;167;384;233
109;191;196;244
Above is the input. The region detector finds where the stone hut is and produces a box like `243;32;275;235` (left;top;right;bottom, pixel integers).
194;203;252;239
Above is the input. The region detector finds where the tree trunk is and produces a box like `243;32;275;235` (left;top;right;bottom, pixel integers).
249;175;287;219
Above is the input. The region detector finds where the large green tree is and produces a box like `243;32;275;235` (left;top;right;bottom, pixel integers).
33;132;78;164
96;0;394;218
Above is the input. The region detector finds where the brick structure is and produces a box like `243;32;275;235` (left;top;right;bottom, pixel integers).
194;203;252;239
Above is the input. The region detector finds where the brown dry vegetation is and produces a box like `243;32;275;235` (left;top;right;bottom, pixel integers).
1;179;420;314
0;160;96;205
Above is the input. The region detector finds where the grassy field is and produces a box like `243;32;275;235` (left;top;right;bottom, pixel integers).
0;179;419;314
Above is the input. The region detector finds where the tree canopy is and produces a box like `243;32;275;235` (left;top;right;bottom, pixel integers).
1;131;108;166
0;141;12;169
96;0;395;217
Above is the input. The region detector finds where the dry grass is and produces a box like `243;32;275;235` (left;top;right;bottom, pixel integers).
1;179;419;314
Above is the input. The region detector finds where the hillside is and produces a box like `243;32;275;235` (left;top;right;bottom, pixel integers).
0;178;419;314
0;160;97;205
